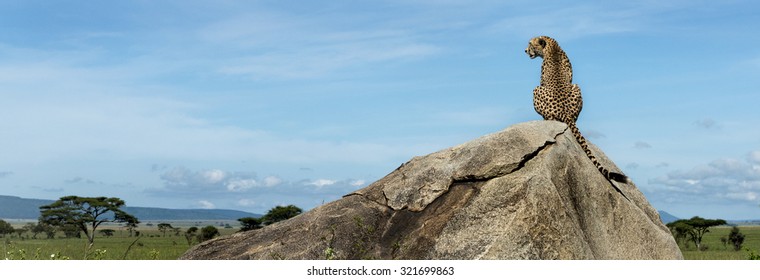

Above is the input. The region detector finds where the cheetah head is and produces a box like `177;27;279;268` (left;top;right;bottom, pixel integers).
525;37;547;59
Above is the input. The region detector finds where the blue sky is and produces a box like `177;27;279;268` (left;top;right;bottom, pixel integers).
1;1;759;220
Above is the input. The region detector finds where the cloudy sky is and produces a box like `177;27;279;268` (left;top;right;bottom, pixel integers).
1;1;758;220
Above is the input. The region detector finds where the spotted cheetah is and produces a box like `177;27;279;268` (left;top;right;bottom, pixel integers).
525;35;630;184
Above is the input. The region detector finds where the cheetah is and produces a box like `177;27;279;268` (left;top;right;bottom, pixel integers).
525;35;631;185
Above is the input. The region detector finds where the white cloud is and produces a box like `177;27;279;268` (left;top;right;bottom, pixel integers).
157;175;368;213
725;192;758;202
350;180;366;187
226;179;259;192
202;169;227;184
308;179;337;188
748;151;760;164
197;200;215;209
263;176;283;187
648;153;760;206
148;165;370;213
160;167;194;187
160;167;260;193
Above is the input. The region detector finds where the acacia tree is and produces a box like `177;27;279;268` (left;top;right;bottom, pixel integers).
124;222;138;237
260;205;302;226
238;217;262;232
185;226;199;246
100;229;115;237
667;216;726;250
157;223;174;237
39;196;139;246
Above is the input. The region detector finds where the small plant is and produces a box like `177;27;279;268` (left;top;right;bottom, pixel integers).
269;252;284;260
8;248;27;260
352;216;376;259
321;225;338;260
90;249;107;260
148;249;160;260
324;247;336;260
49;251;70;260
747;248;760;260
391;240;402;259
3;241;25;260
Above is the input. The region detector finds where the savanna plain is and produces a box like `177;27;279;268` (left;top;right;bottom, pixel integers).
2;220;759;260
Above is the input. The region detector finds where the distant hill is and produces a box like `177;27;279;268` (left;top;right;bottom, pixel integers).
0;195;259;221
0;195;53;219
658;210;680;224
121;206;260;220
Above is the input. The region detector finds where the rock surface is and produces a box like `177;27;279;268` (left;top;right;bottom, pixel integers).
180;121;683;260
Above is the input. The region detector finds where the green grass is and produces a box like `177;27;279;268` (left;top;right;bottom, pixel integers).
2;222;239;260
677;226;760;260
5;222;759;260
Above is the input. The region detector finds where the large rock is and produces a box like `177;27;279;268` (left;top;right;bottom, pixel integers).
180;121;683;260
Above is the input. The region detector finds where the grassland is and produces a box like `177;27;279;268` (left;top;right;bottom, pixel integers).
2;220;239;260
3;221;760;260
677;225;760;260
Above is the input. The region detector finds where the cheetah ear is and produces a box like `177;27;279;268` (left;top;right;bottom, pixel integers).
538;38;546;48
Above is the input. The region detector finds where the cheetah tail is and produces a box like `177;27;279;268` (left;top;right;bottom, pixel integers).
608;172;631;184
567;122;631;184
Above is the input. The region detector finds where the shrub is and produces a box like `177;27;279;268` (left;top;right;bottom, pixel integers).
728;226;745;251
198;225;219;242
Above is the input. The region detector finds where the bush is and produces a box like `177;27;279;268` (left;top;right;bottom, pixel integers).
260;205;302;225
198;226;219;242
747;249;760;260
728;226;745;251
0;219;14;237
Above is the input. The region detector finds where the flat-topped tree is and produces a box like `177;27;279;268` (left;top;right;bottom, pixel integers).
157;223;174;237
667;216;727;250
39;196;139;246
